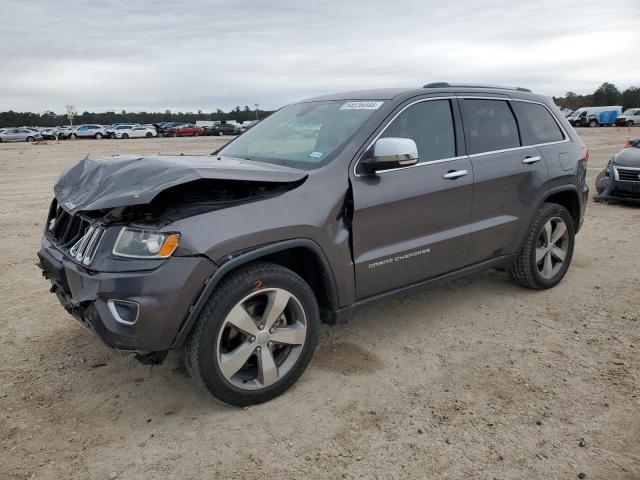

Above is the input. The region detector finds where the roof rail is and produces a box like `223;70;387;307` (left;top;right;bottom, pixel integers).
423;82;532;93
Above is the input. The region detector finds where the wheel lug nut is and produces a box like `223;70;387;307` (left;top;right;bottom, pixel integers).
268;341;273;347
250;336;256;342
256;346;261;352
258;324;264;330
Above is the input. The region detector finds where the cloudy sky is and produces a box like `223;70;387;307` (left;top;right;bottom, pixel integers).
1;0;637;113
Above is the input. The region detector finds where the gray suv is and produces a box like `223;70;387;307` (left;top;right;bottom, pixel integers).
38;83;589;406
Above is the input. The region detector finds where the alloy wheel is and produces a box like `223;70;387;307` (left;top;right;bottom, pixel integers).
536;217;569;279
216;288;307;391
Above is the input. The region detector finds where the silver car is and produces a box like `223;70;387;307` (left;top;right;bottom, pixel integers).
69;124;107;140
0;128;43;142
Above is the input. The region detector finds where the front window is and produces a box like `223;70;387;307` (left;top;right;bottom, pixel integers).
218;100;383;169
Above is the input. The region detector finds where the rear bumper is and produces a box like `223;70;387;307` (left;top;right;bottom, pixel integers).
37;238;216;353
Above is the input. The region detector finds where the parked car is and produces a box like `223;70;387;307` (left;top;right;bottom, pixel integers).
615;108;640;127
69;124;107;140
0;128;43;142
594;138;640;203
567;106;622;127
38;82;588;406
164;124;204;137
106;124;138;138
204;123;240;136
114;126;158;139
41;126;73;140
106;124;139;138
154;122;181;135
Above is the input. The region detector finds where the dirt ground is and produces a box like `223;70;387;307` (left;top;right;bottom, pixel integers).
1;129;639;480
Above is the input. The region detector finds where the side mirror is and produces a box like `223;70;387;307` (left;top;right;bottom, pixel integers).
362;137;419;174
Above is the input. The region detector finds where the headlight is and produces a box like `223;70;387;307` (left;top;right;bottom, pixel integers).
113;228;180;259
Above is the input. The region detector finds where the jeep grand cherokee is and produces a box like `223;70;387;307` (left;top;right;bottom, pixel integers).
38;82;589;406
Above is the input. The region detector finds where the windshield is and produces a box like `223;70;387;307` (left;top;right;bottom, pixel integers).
217;100;383;169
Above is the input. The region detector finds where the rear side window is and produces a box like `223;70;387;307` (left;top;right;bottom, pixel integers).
512;101;564;145
462;99;520;154
380;99;456;162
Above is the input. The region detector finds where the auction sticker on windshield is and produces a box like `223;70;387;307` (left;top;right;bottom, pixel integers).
339;101;384;110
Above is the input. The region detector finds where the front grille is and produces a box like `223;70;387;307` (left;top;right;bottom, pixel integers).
617;168;640;182
46;199;104;265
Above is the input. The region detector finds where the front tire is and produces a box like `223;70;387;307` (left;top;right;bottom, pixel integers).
508;203;575;290
26;136;35;142
121;133;129;139
595;169;610;194
95;133;103;139
184;262;319;406
589;119;598;127
70;133;77;140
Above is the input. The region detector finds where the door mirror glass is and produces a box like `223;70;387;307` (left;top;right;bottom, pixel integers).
362;137;419;173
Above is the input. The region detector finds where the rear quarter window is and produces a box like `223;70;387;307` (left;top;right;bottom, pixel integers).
462;99;520;154
512;101;564;145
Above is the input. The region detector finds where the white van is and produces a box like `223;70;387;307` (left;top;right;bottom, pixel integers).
567;106;622;127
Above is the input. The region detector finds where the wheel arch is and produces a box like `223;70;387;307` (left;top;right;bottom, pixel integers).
172;239;339;348
539;185;581;231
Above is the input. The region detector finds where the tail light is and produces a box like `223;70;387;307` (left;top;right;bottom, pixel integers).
581;146;589;163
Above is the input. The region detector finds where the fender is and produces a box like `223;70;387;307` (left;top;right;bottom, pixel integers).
538;183;583;226
171;238;339;348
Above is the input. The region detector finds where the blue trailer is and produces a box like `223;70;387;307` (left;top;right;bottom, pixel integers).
596;110;619;126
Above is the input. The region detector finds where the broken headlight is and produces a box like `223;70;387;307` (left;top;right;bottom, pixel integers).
112;228;180;259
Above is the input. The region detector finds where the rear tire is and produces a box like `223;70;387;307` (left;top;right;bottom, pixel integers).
184;262;319;406
95;133;103;139
508;203;575;290
146;132;152;138
122;133;129;139
628;121;634;127
26;136;34;142
70;133;77;140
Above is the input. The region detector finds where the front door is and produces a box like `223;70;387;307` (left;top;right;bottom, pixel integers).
350;98;473;299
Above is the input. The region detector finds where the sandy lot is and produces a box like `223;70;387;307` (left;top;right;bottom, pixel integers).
1;130;639;480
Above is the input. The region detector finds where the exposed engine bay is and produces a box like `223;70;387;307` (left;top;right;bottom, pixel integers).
100;178;304;225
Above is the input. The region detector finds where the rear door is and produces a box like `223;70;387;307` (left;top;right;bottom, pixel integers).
460;98;549;263
350;98;473;299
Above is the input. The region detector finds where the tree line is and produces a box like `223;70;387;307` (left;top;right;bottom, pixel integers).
2;82;639;127
0;105;274;128
553;82;640;111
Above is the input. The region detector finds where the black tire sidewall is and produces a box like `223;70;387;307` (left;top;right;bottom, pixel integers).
192;265;320;406
527;204;575;289
595;170;609;194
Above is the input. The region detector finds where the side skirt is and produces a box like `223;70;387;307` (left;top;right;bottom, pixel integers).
333;255;514;323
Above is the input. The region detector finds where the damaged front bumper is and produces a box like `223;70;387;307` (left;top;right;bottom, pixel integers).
37;236;216;355
594;164;640;204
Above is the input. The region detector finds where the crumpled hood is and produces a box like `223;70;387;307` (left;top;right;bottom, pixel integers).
54;154;308;213
613;147;640;168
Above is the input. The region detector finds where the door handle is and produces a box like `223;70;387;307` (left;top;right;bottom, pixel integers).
523;155;541;164
443;169;468;180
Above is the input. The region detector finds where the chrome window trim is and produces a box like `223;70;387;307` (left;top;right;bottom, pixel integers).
353;96;570;177
353;96;457;177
